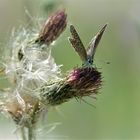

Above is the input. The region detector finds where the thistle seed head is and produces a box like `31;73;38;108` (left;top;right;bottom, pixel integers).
6;94;41;126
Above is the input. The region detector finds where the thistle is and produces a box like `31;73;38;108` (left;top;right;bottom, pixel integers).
41;24;107;106
0;10;107;140
36;10;67;46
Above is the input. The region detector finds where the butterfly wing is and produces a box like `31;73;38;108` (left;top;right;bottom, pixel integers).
86;24;107;64
68;25;87;64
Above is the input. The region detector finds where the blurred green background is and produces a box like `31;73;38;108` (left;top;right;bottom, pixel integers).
0;0;140;139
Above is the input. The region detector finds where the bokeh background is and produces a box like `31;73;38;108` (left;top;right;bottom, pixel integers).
0;0;140;139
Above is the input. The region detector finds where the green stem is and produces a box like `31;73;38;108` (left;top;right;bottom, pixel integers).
28;125;34;140
20;127;27;140
27;101;39;140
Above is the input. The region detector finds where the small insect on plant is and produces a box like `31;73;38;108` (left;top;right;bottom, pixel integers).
0;10;107;140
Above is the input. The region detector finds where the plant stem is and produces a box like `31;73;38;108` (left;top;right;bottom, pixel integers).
28;125;34;140
27;101;39;140
20;127;27;140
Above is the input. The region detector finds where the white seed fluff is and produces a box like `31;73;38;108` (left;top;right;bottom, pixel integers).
4;27;62;98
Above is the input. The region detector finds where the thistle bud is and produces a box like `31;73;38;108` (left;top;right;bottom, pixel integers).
36;10;67;45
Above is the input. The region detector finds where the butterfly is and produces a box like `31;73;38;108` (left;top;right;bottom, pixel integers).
68;24;107;67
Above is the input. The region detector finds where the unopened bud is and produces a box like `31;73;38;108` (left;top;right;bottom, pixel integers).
36;10;67;46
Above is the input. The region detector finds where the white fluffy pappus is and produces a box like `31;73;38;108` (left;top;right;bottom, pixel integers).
5;27;62;93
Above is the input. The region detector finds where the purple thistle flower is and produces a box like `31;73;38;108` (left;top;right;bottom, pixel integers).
67;67;102;96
